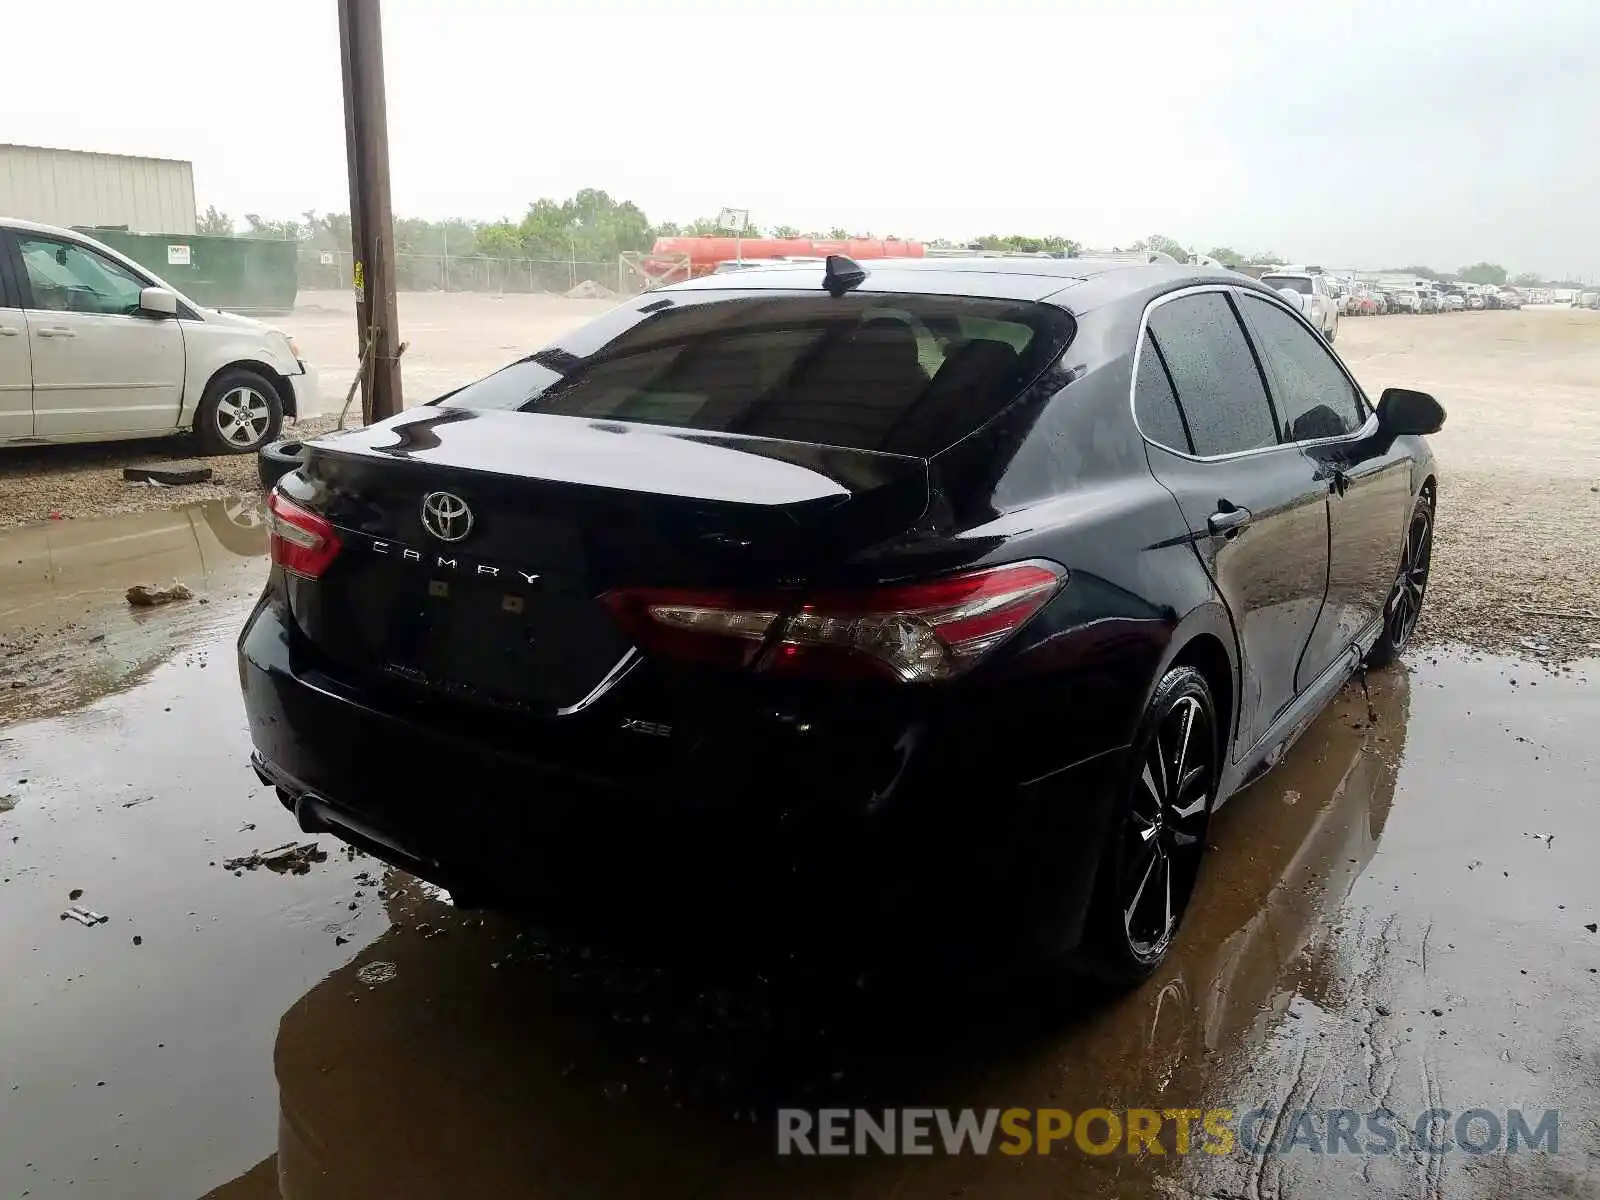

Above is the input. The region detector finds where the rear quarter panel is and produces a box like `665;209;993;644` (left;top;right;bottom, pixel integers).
906;297;1234;779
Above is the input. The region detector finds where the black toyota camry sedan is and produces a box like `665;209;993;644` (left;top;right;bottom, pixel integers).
240;256;1442;984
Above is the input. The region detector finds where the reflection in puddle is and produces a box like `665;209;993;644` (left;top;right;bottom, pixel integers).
0;500;267;722
202;672;1417;1200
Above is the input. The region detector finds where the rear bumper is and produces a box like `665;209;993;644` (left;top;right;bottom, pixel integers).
239;601;1129;971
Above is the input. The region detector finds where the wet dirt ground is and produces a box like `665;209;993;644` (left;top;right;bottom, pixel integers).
1;506;1596;1199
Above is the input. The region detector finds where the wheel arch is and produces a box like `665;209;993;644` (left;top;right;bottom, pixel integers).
1151;603;1240;763
201;359;295;419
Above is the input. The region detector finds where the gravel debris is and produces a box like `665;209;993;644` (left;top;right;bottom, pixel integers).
222;841;326;875
0;418;340;529
125;583;194;608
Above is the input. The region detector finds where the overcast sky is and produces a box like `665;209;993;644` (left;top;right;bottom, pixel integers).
7;0;1597;278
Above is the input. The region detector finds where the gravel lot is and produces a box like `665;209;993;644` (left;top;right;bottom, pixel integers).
1332;307;1600;659
1;294;1595;656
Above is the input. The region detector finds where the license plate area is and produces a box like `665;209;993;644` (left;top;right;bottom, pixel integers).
377;570;629;711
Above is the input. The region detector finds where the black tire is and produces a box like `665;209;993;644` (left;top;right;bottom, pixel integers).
1365;495;1433;667
257;439;305;491
194;368;284;456
1074;665;1218;985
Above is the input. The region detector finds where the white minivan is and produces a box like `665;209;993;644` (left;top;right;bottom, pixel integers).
0;218;319;454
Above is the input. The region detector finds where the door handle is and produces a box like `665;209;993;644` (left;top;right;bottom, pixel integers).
0;326;19;336
36;327;76;338
1207;505;1253;536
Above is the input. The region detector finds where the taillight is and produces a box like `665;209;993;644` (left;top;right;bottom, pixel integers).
601;561;1065;683
599;587;785;670
267;488;342;579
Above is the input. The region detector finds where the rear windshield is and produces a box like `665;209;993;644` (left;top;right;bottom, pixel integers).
438;291;1074;457
1260;275;1313;295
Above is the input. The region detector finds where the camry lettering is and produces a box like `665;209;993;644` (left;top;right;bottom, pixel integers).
360;535;544;584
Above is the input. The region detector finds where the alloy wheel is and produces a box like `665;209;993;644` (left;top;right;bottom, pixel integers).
1122;693;1213;961
1384;507;1433;651
215;386;272;449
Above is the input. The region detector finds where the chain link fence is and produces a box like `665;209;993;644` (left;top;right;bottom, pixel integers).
296;249;626;295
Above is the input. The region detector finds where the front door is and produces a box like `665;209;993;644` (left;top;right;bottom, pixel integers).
0;246;32;439
1134;289;1331;755
1234;292;1415;686
7;232;184;438
0;305;31;441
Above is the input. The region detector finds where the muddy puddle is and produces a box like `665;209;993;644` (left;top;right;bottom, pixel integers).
0;500;271;724
0;554;1596;1198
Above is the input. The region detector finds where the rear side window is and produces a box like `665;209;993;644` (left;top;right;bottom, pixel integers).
1133;332;1192;453
1239;295;1365;440
439;291;1073;457
1147;292;1278;456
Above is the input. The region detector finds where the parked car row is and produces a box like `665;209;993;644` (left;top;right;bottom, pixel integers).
1245;266;1523;334
1337;282;1526;316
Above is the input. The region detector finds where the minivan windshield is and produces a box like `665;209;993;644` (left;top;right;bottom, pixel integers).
438;291;1074;457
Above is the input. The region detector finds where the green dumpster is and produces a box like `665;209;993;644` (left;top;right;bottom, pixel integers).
74;227;299;315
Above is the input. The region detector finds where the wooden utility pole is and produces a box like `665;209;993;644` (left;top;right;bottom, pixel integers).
337;0;402;421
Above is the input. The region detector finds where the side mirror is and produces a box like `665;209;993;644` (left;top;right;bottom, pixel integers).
1376;387;1445;436
139;286;179;318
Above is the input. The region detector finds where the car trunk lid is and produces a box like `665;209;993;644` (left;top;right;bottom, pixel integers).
280;408;931;714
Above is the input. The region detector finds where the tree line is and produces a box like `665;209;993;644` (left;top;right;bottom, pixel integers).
195;196;1575;288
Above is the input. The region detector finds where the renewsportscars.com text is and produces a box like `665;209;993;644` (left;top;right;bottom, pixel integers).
776;1107;1559;1157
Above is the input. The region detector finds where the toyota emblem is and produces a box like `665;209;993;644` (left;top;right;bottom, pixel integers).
420;491;473;542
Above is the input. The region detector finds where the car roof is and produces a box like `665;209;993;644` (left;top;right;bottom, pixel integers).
0;215;85;237
663;256;1258;308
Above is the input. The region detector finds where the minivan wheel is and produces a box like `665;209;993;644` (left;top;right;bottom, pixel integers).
1076;665;1217;985
1365;496;1433;667
195;368;284;455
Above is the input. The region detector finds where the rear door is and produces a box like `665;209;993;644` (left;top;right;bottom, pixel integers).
1134;288;1331;756
1235;292;1413;687
0;232;32;439
11;232;184;438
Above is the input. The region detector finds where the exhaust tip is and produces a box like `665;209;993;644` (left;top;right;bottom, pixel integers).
293;793;333;834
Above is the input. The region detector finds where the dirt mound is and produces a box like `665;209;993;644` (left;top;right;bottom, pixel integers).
565;280;615;300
